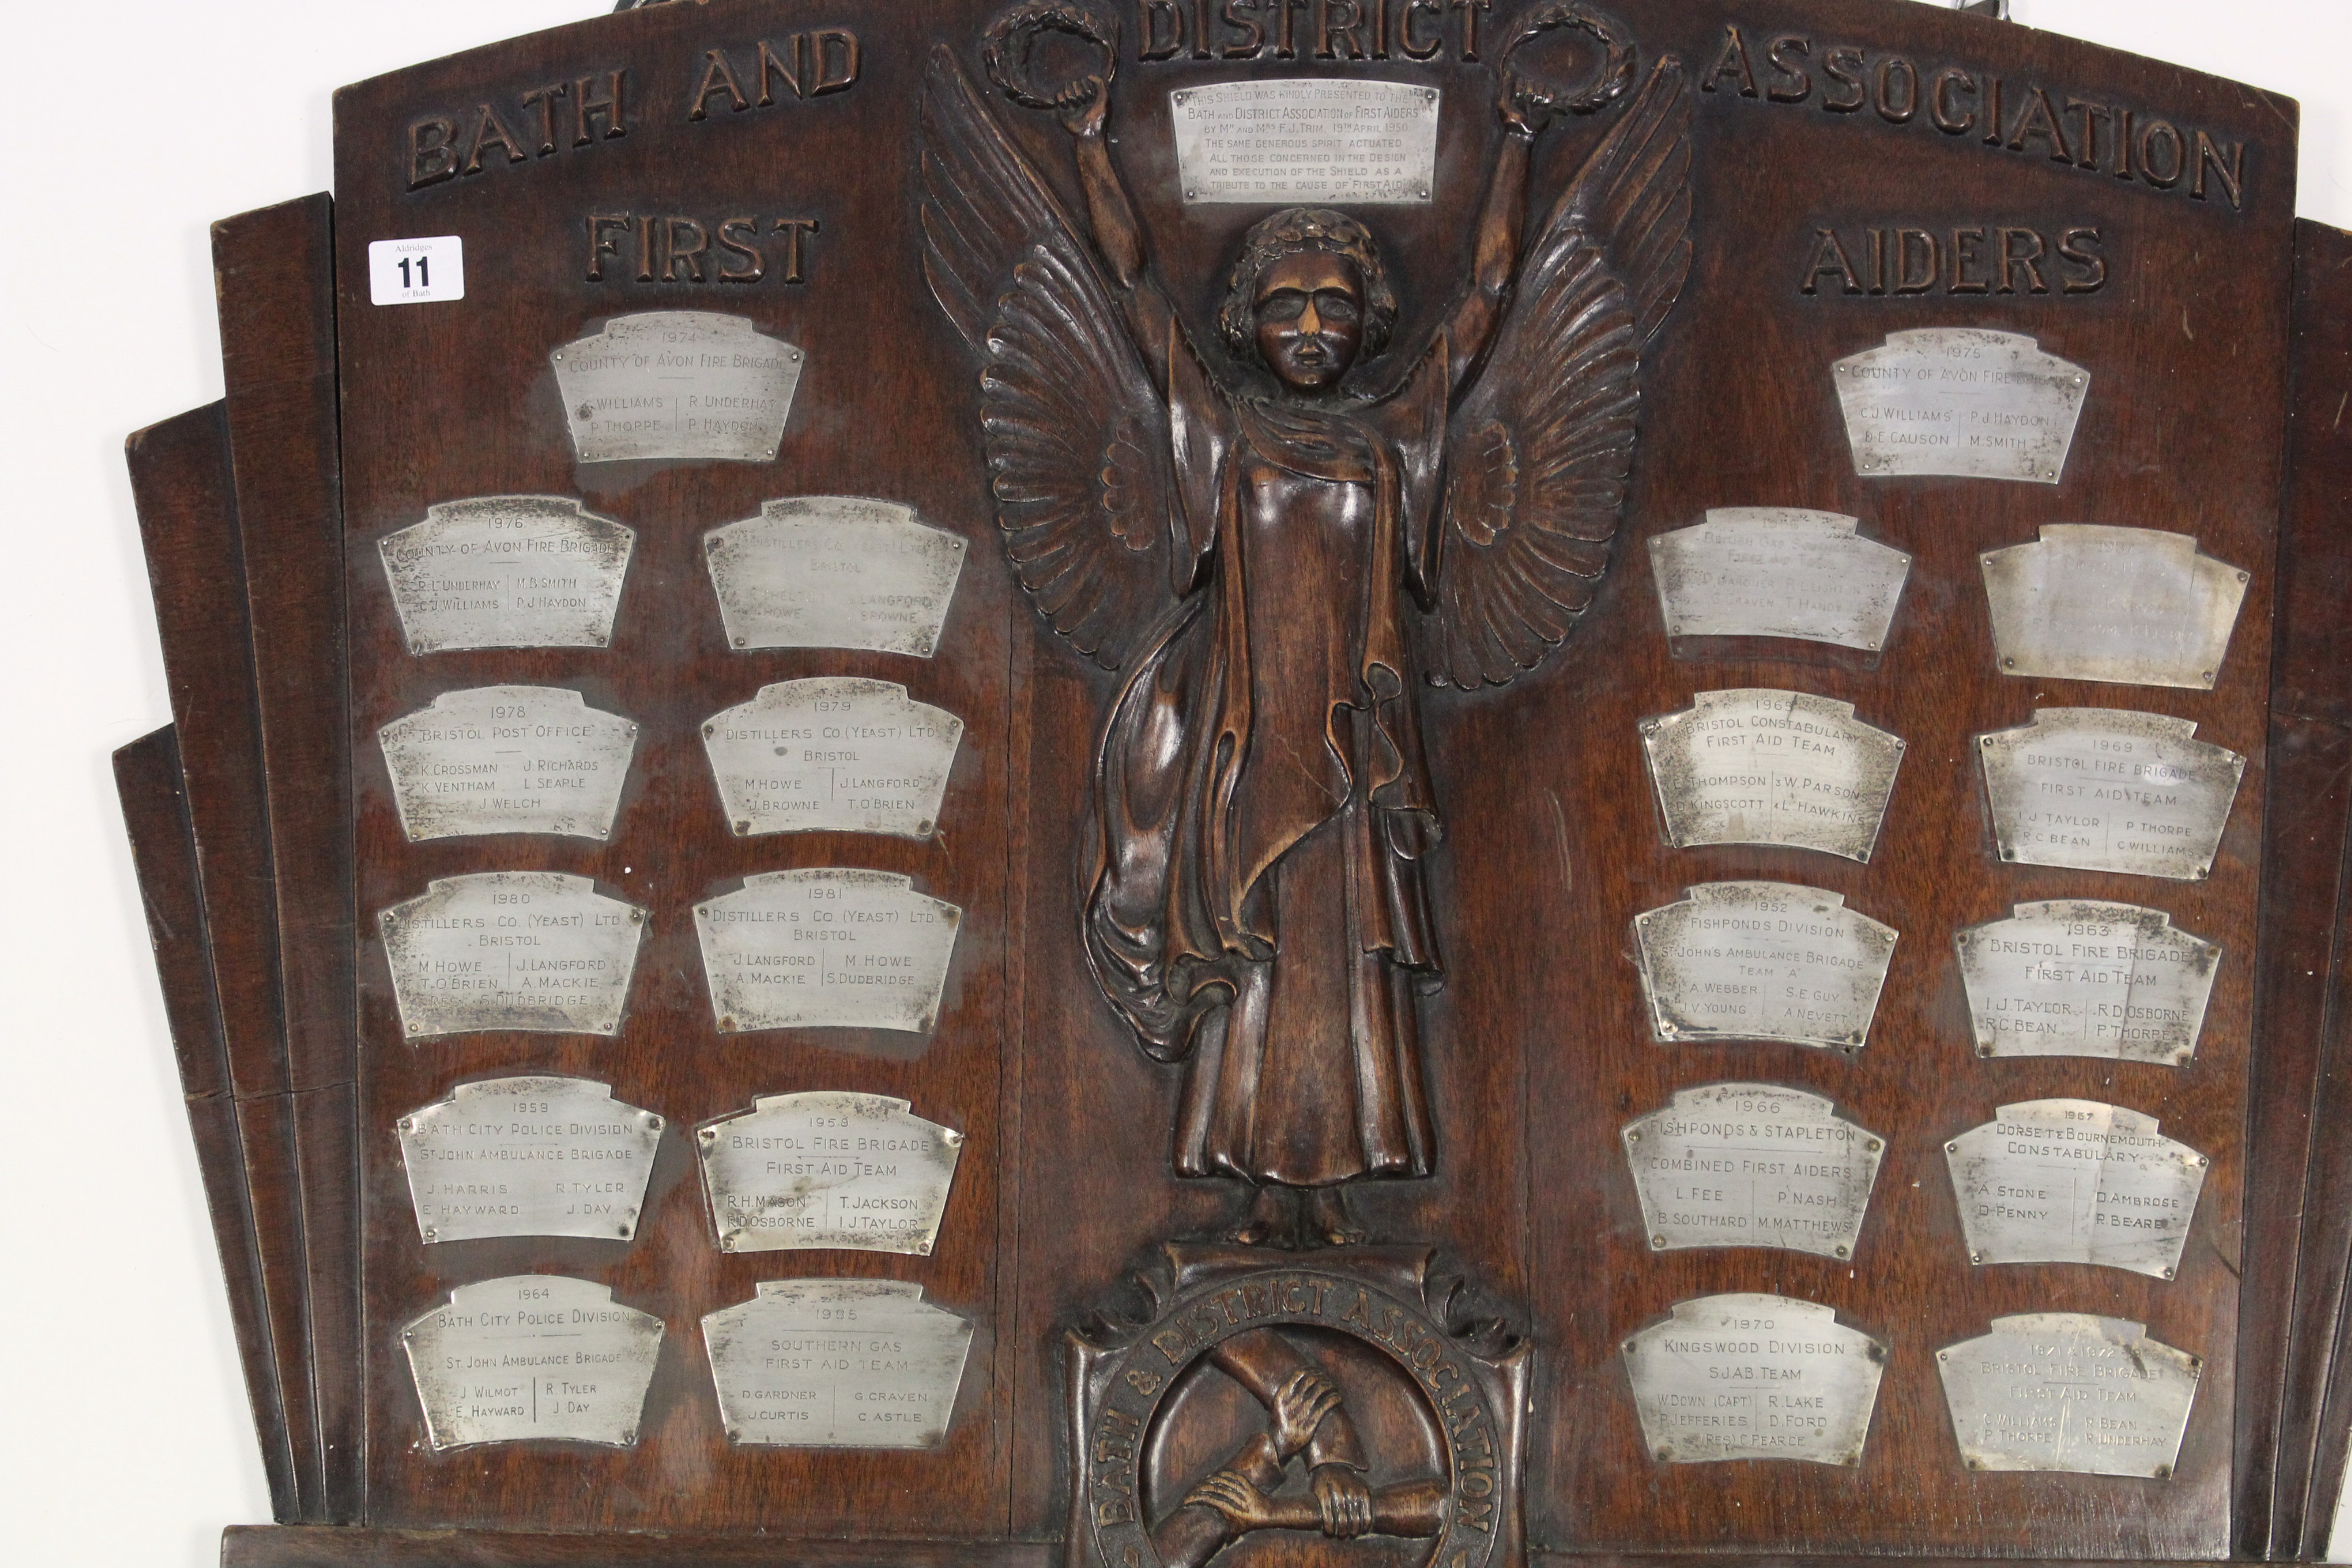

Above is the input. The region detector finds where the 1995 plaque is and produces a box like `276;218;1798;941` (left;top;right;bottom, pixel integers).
1642;690;1905;861
401;1275;665;1451
1937;1314;2201;1477
703;678;962;838
1945;1099;2209;1277
696;868;961;1034
696;1091;963;1254
397;1077;664;1244
378;686;638;841
1622;1293;1887;1465
378;496;634;653
1634;881;1897;1050
1648;509;1910;651
704;497;968;655
1981;525;2250;689
702;1279;973;1448
1980;709;2245;879
1622;1083;1884;1258
1955;900;2220;1064
379;872;647;1038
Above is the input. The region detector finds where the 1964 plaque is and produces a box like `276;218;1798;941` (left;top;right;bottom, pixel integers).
1833;329;2089;484
1980;709;2246;879
400;1275;664;1451
397;1076;664;1244
552;311;806;464
702;1279;973;1448
703;679;962;839
704;497;968;655
1956;900;2221;1064
695;869;961;1034
1622;1293;1887;1466
1642;690;1905;862
1169;80;1441;205
1945;1099;2209;1278
1937;1314;2201;1477
1648;509;1910;651
378;496;634;653
696;1091;963;1254
1634;881;1897;1050
379;872;647;1038
1622;1083;1885;1259
378;686;638;841
1981;525;2250;689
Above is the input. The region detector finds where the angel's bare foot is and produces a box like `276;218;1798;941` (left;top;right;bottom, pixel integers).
1305;1186;1368;1247
1227;1183;1291;1247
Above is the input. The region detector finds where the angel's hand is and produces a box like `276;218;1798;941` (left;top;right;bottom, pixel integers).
1497;86;1550;140
1057;80;1110;137
1311;1464;1375;1539
1269;1369;1343;1459
1183;1469;1273;1531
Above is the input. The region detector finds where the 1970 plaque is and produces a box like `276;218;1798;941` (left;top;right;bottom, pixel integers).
703;678;962;839
552;311;806;464
379;872;647;1038
400;1275;665;1451
397;1076;664;1244
704;497;968;656
1981;525;2250;689
1955;900;2221;1064
696;1091;963;1254
702;1279;973;1449
378;496;634;653
695;868;961;1034
1945;1099;2208;1277
1622;1083;1884;1259
378;685;638;841
1833;329;2089;484
1980;709;2246;879
1937;1313;2201;1477
1642;690;1905;862
1648;509;1910;651
1170;80;1441;205
1622;1293;1887;1465
1634;881;1897;1050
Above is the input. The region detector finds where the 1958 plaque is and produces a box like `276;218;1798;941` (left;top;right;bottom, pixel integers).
1634;881;1897;1050
1945;1099;2209;1277
696;1091;964;1254
1622;1083;1885;1258
1622;1293;1887;1465
702;1279;973;1448
1981;525;2251;689
378;686;638;841
552;311;806;464
1956;900;2221;1064
397;1076;664;1244
703;679;962;839
1937;1314;2201;1477
378;496;634;653
704;497;968;655
379;872;647;1038
695;869;961;1034
1980;709;2246;879
1833;329;2089;484
1642;690;1905;861
1648;509;1910;651
400;1275;665;1451
1170;80;1441;205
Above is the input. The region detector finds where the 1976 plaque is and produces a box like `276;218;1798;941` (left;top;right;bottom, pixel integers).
396;1076;664;1244
1833;329;2089;484
1622;1293;1888;1465
696;869;961;1034
702;1279;973;1449
1956;900;2221;1064
696;1091;964;1254
378;686;638;842
379;872;647;1038
1642;690;1905;861
704;497;968;656
703;678;962;839
400;1275;665;1451
1169;80;1441;205
552;311;806;464
378;496;634;653
1622;1083;1884;1259
1634;881;1897;1051
1937;1314;2201;1477
1981;525;2250;689
1945;1099;2209;1277
1980;708;2246;879
1648;509;1910;651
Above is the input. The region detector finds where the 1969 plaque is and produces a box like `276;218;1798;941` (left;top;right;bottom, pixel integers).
378;686;638;841
1642;690;1905;861
702;679;962;839
1980;709;2246;879
379;872;647;1038
696;1091;964;1254
1981;525;2250;689
704;497;968;656
1634;881;1897;1050
400;1275;665;1451
552;311;806;464
1833;329;2089;484
397;1076;664;1244
1955;900;2221;1064
1622;1293;1888;1466
1622;1083;1884;1258
1945;1099;2209;1277
1937;1314;2201;1477
1648;509;1910;651
702;1279;973;1449
695;868;962;1034
378;496;634;653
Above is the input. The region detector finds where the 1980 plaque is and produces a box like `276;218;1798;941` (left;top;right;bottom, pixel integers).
378;496;634;653
1937;1314;2201;1477
400;1275;665;1451
703;679;963;838
1981;525;2250;689
702;1279;973;1448
378;686;638;841
552;311;806;463
1642;690;1905;861
1634;881;1897;1050
1956;900;2221;1064
695;868;961;1034
696;1091;964;1254
704;497;968;655
397;1076;664;1243
1622;1293;1888;1465
379;872;647;1038
1622;1083;1885;1258
1980;709;2245;879
1833;329;2089;484
1648;509;1910;651
1945;1099;2209;1277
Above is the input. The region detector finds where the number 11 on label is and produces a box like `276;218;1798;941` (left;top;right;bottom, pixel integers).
370;235;466;305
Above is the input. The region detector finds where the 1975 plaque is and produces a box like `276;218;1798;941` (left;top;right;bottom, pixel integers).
1634;881;1897;1051
1980;709;2246;879
1622;1293;1887;1466
1981;525;2250;689
696;869;961;1034
1833;329;2089;484
1945;1099;2209;1278
1956;900;2221;1064
400;1275;665;1451
396;1076;664;1244
1937;1314;2201;1477
703;678;962;839
1642;690;1905;861
1648;509;1910;651
552;311;806;464
378;496;634;653
702;1279;973;1449
696;1091;963;1254
379;872;647;1038
1622;1083;1884;1259
378;686;638;842
704;497;968;656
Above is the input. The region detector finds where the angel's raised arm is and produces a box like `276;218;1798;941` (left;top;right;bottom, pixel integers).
1435;118;1540;395
1062;94;1179;389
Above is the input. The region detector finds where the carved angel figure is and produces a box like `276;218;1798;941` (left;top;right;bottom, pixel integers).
924;8;1690;1247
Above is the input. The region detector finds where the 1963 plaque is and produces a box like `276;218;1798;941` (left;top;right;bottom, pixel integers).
702;1279;973;1448
1980;709;2246;879
396;1076;664;1244
1634;881;1897;1050
1981;525;2250;689
696;1091;963;1254
695;869;961;1034
1648;509;1910;651
379;872;647;1038
400;1275;665;1450
1956;900;2221;1064
378;496;634;653
1833;329;2089;484
378;686;638;841
1622;1083;1884;1258
1170;80;1441;205
1622;1293;1887;1466
703;679;963;839
704;497;968;655
552;311;806;464
1642;690;1905;861
1945;1099;2209;1278
1937;1314;2201;1477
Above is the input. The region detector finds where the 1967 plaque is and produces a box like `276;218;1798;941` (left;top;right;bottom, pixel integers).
1937;1314;2201;1477
695;869;961;1034
1622;1293;1887;1466
702;1279;973;1449
378;686;638;841
1981;525;2250;689
1634;881;1897;1050
1642;690;1905;862
1648;509;1910;651
552;311;806;464
1833;329;2089;484
1980;709;2246;879
696;1091;963;1254
397;1076;664;1244
379;872;647;1038
378;496;634;653
1945;1099;2209;1278
1622;1083;1885;1259
1955;900;2221;1064
704;497;968;656
703;679;962;839
400;1275;665;1451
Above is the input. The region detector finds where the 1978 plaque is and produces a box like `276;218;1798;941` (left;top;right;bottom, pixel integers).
1642;690;1905;861
1833;329;2089;484
1980;708;2246;879
696;1091;964;1254
378;686;638;841
1622;1083;1884;1258
379;872;648;1038
696;868;962;1034
1648;509;1910;651
400;1275;665;1451
1937;1314;2201;1477
702;1279;973;1449
396;1076;664;1244
702;678;962;839
1622;1293;1888;1465
552;311;806;464
704;497;968;656
1945;1099;2209;1277
378;496;634;653
1634;881;1897;1051
1955;900;2221;1064
1981;525;2250;689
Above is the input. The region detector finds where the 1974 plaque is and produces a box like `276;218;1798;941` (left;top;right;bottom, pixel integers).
1945;1099;2209;1278
1955;900;2221;1064
1622;1083;1885;1259
552;311;806;464
1642;690;1905;862
379;872;647;1039
1634;881;1897;1051
1980;708;2245;879
400;1275;665;1451
396;1076;664;1244
1937;1313;2200;1477
1981;525;2250;689
1622;1293;1887;1466
704;497;968;656
378;685;638;842
695;868;961;1034
1648;509;1910;651
1833;328;2089;484
702;1279;973;1449
378;496;634;653
703;678;962;839
696;1091;964;1254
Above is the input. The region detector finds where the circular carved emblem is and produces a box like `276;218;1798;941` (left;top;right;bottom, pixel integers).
1497;2;1639;123
985;0;1120;113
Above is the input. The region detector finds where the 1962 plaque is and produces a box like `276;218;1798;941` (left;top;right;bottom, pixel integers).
696;1091;963;1254
703;679;962;839
378;496;634;653
1980;708;2246;879
1937;1313;2201;1477
1946;1099;2209;1278
1634;881;1897;1050
1642;690;1905;862
1169;80;1441;205
704;497;968;656
400;1275;664;1450
379;872;647;1038
702;1279;973;1448
1622;1293;1887;1466
1622;1083;1885;1259
1956;900;2221;1064
397;1076;664;1244
695;869;961;1034
1648;509;1910;651
378;686;638;841
1981;525;2250;689
1833;329;2089;484
552;311;806;464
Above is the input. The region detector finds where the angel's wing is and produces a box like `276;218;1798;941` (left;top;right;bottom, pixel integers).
920;49;1180;668
1432;58;1693;689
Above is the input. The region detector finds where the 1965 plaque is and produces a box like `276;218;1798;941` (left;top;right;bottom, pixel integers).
696;1091;963;1254
1169;80;1441;205
1622;1293;1887;1466
702;1279;973;1449
397;1076;664;1244
704;497;968;656
703;679;962;839
379;872;647;1038
1642;690;1905;861
378;496;634;653
1622;1083;1884;1258
1833;329;2089;484
695;869;961;1034
1981;525;2251;689
400;1275;665;1451
1980;709;2246;879
1945;1099;2209;1277
1648;509;1910;651
378;686;638;841
1937;1314;2201;1477
1634;881;1897;1050
1956;900;2221;1064
552;311;806;464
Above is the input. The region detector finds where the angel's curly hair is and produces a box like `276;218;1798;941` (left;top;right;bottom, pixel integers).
1218;207;1398;364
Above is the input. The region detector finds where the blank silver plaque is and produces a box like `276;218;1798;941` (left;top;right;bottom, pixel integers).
705;497;968;656
1980;708;2244;879
400;1275;664;1450
696;1092;964;1254
397;1077;663;1243
378;872;647;1039
703;679;962;839
1622;1083;1884;1259
1982;525;2249;689
1170;80;1439;205
1635;881;1896;1051
703;1279;973;1448
696;869;961;1034
1622;1293;1886;1466
1648;509;1910;651
1946;1099;2208;1278
378;686;638;841
1937;1313;2200;1477
1833;329;2088;483
1956;900;2219;1065
1642;690;1905;862
552;311;804;463
378;496;634;653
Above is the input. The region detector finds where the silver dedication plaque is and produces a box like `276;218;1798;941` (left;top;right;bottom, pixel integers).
1981;525;2251;689
553;311;805;463
1622;1084;1885;1260
399;1275;664;1451
1936;1313;2200;1477
1945;1099;2209;1278
378;872;647;1039
704;496;968;656
1622;1293;1886;1466
696;1091;964;1254
1648;509;1910;651
1956;900;2221;1065
1634;881;1896;1051
696;869;961;1034
378;496;634;653
1642;689;1905;862
703;679;962;839
1170;80;1440;205
378;686;638;842
702;1279;973;1448
1980;708;2245;880
396;1076;663;1244
1833;329;2089;483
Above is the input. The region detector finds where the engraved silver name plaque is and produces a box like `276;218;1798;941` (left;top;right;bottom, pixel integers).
1648;509;1910;651
1635;882;1896;1051
1980;708;2245;880
1946;1099;2209;1278
705;497;968;656
1622;1084;1885;1259
703;1279;973;1448
1937;1313;2200;1477
703;679;962;839
400;1275;664;1450
696;1092;964;1254
1622;1293;1886;1466
696;870;961;1034
1982;525;2250;689
1956;900;2221;1065
378;496;634;653
1833;329;2089;483
1170;80;1440;205
378;872;647;1039
378;686;638;842
553;311;804;463
397;1077;664;1244
1642;690;1905;862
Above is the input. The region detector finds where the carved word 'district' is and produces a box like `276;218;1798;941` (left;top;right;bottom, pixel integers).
587;215;821;284
1134;0;1492;62
1803;225;2107;297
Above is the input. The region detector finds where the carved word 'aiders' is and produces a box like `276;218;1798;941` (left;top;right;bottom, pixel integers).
1649;508;1910;651
553;311;805;463
696;868;960;1034
697;1092;963;1254
702;679;962;839
1624;1083;1884;1259
1982;524;2249;689
703;1279;972;1448
378;496;634;653
1833;328;2089;483
1938;1314;2200;1477
1980;708;2244;879
1635;881;1896;1050
704;496;968;656
1955;900;2219;1064
1946;1099;2208;1277
1642;689;1904;862
1623;1293;1886;1465
378;872;646;1039
379;685;638;841
397;1076;663;1243
402;1275;663;1450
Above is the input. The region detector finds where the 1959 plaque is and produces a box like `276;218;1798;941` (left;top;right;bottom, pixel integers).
378;496;634;653
1622;1083;1884;1258
1980;709;2246;879
704;497;968;655
400;1275;665;1451
696;1091;964;1254
552;311;806;464
397;1076;664;1244
1648;509;1910;651
695;869;962;1034
1956;900;2221;1064
379;872;647;1038
1937;1314;2201;1477
1642;690;1905;861
378;686;638;841
702;1279;973;1449
702;678;962;839
1634;881;1897;1050
1833;329;2089;484
1945;1099;2209;1277
1622;1293;1888;1465
1981;525;2251;689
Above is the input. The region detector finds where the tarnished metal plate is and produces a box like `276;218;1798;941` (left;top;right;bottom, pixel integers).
552;311;804;463
1982;525;2249;689
1648;509;1910;651
1170;80;1440;205
1622;1293;1887;1466
1622;1083;1885;1259
703;1279;973;1448
695;869;961;1034
396;1077;663;1244
1946;1099;2208;1278
1956;900;2220;1065
703;678;962;839
378;496;633;653
696;1092;963;1254
1936;1313;2200;1477
704;497;968;656
378;685;638;841
1833;328;2089;483
1980;708;2244;879
378;872;647;1039
1634;881;1896;1051
1642;689;1905;862
399;1275;664;1450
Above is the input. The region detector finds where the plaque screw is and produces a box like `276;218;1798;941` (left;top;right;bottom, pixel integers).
423;1226;438;1243
1651;1235;1667;1249
2044;468;2058;480
721;1015;738;1030
1865;1139;1880;1152
1417;190;1431;200
1970;1251;1984;1264
1946;1142;1958;1154
700;1128;716;1142
1627;1131;1640;1143
921;1242;934;1255
1978;1043;1993;1058
736;637;748;648
1965;1457;1983;1471
2153;1465;2172;1480
1654;1448;1672;1462
622;1430;637;1446
2002;658;2016;670
1424;89;1436;102
736;821;752;835
1938;1350;1948;1360
631;909;644;924
2162;1267;2175;1279
704;723;716;736
578;405;595;420
399;1117;414;1132
1835;1246;1849;1258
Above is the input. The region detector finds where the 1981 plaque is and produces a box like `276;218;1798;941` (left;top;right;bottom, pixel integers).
1169;80;1441;205
1642;690;1905;862
1634;881;1897;1050
1955;900;2221;1064
379;872;647;1038
1622;1293;1888;1465
397;1076;664;1244
696;1091;964;1254
400;1275;664;1451
702;679;962;838
1980;709;2246;879
1833;329;2089;484
552;311;806;463
1945;1099;2209;1277
1648;509;1910;651
378;496;634;653
1936;1313;2201;1477
1622;1083;1885;1258
1981;525;2250;689
704;497;968;655
378;686;638;841
695;869;962;1034
702;1279;973;1448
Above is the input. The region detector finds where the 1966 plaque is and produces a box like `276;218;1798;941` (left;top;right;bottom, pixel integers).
378;496;634;653
397;1076;664;1243
552;311;806;464
1622;1083;1884;1258
702;1279;973;1449
1634;881;1897;1050
1642;690;1905;861
1833;329;2089;484
704;497;968;656
400;1275;665;1451
1648;509;1910;651
696;1091;963;1254
1622;1293;1887;1466
1981;525;2250;689
703;679;962;839
1945;1099;2209;1277
1980;709;2246;879
1937;1314;2201;1477
1956;900;2221;1064
379;872;647;1038
378;686;638;841
695;869;961;1034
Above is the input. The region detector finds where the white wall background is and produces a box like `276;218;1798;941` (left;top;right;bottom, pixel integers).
0;2;2344;1562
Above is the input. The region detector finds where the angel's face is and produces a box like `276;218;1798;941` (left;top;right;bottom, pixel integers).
1252;250;1365;393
